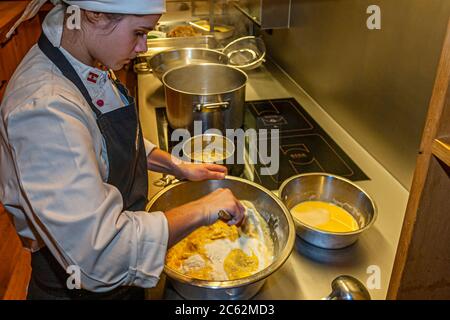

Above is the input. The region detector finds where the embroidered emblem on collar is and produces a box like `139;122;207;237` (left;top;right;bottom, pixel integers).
87;72;99;84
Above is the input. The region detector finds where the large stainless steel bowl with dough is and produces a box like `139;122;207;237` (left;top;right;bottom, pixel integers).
279;173;377;249
147;176;295;300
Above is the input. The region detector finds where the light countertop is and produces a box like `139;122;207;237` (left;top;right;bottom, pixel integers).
137;59;409;300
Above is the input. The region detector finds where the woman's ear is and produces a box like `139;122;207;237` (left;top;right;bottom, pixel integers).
83;11;112;28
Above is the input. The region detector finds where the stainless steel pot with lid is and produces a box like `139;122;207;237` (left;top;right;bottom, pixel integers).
163;63;247;133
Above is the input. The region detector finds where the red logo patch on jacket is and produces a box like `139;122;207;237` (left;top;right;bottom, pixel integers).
87;72;99;84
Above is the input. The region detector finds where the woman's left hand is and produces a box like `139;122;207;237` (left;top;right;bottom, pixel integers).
177;163;228;181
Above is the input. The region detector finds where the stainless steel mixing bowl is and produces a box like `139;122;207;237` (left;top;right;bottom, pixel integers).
279;173;377;249
146;176;296;300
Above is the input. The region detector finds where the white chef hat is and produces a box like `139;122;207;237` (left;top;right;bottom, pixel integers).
61;0;166;14
6;0;166;40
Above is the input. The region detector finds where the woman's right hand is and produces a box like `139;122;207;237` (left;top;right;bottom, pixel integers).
195;188;246;226
164;188;246;247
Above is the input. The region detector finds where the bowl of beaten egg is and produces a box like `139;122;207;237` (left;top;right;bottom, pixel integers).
279;173;377;249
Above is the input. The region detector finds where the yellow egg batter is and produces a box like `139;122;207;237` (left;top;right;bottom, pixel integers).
224;249;259;279
166;205;273;281
290;201;359;233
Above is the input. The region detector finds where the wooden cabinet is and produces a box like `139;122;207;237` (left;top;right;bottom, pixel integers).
388;17;450;299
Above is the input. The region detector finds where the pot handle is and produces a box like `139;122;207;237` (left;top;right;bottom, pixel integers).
194;101;230;112
134;62;152;74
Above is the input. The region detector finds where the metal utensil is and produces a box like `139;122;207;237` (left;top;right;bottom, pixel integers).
218;209;232;221
324;275;371;300
217;201;263;239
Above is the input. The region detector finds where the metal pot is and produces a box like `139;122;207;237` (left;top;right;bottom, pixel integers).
146;176;295;300
278;173;377;249
148;48;229;80
162;63;247;134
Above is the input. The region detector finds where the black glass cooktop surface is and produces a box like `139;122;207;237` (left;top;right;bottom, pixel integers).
155;98;369;190
243;98;368;190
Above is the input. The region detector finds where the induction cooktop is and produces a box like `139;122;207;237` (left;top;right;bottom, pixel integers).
155;98;369;190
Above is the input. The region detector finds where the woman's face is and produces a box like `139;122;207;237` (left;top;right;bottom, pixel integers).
86;14;161;70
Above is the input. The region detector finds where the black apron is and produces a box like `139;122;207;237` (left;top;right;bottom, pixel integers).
27;33;148;300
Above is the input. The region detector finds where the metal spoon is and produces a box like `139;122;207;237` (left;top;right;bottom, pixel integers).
324;275;371;300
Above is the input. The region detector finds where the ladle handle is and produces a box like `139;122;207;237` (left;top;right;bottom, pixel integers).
324;275;371;300
153;175;178;188
218;210;232;222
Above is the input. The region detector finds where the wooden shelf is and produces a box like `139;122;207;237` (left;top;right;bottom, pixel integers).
432;138;450;167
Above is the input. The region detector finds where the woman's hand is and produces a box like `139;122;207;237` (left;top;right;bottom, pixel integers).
164;188;245;247
147;149;227;181
176;162;228;181
195;188;246;226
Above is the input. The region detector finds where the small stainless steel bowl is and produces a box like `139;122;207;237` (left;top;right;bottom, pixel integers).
182;134;235;172
279;173;377;249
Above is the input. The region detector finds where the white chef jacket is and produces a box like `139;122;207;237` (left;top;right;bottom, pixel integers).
0;9;168;292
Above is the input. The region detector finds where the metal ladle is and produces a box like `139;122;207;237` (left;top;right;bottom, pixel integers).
324;275;371;300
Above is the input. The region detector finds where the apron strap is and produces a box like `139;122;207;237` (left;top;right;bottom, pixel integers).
37;33;103;119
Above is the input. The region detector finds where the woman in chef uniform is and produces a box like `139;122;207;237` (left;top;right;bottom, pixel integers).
0;0;245;300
